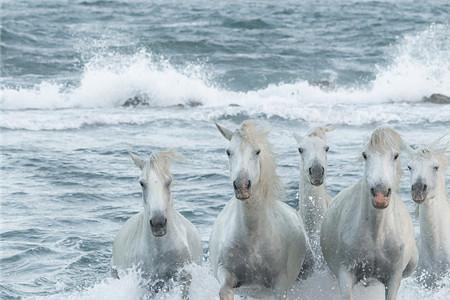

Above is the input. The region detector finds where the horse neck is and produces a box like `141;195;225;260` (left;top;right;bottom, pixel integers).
235;154;279;232
299;169;328;210
235;188;272;233
358;180;398;236
299;170;328;235
419;174;449;245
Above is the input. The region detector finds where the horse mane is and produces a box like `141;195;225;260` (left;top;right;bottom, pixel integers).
366;127;404;153
237;120;284;201
414;136;449;168
149;151;181;178
307;126;333;141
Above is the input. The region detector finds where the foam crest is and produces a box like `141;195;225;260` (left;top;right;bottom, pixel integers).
1;25;449;127
1;50;223;110
29;266;450;300
31;268;147;300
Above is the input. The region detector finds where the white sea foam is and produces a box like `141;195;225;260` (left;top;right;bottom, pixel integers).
29;265;450;300
2;25;450;111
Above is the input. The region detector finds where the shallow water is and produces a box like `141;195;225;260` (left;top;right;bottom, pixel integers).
1;0;450;299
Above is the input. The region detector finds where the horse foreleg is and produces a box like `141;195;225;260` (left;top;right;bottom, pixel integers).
384;273;402;300
111;267;119;279
278;290;288;300
403;249;418;278
337;267;355;300
178;270;192;300
299;242;315;279
218;267;237;300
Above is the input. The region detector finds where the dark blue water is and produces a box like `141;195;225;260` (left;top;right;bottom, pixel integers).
1;0;450;299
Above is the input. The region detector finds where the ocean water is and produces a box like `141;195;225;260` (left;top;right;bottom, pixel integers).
1;0;450;299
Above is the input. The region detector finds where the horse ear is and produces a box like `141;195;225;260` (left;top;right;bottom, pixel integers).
215;123;233;141
400;140;416;157
293;133;302;144
129;151;145;170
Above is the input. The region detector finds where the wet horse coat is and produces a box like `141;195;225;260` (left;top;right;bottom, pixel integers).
294;127;333;268
112;152;202;290
321;128;418;300
408;142;450;287
209;121;308;299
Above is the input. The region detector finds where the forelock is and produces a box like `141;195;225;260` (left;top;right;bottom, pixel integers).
237;120;270;148
149;151;179;177
307;126;330;141
366;127;403;153
415;146;449;168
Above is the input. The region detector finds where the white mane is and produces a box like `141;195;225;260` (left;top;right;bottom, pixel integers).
414;140;449;169
147;151;181;178
365;127;404;153
306;126;333;141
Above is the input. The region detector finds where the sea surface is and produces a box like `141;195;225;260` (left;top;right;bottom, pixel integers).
1;0;450;299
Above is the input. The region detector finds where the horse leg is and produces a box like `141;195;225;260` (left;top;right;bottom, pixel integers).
218;268;237;300
402;249;418;278
178;270;192;300
337;267;355;300
279;290;288;300
299;242;315;278
384;272;402;300
111;267;119;279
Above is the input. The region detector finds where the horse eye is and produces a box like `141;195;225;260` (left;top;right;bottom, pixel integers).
255;149;261;155
139;180;145;188
298;148;303;154
226;149;231;157
362;152;367;160
393;153;399;160
407;165;412;171
434;166;439;171
325;146;330;152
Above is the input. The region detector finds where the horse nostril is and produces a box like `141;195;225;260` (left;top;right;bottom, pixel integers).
309;167;313;175
150;216;167;228
247;180;251;189
423;184;427;192
321;166;325;176
370;188;376;196
387;188;392;197
233;180;238;190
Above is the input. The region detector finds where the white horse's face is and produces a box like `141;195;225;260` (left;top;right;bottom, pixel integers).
216;123;261;200
296;135;329;186
130;153;172;237
362;148;400;209
408;155;440;203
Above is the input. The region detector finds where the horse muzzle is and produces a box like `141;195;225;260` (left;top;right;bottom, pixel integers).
411;181;427;204
150;215;168;237
308;163;325;186
370;184;391;209
233;178;251;200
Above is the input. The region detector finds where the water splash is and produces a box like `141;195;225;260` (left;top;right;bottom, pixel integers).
1;25;450;112
29;265;450;300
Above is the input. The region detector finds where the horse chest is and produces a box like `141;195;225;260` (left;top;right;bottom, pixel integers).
138;240;191;279
223;238;280;288
345;231;405;280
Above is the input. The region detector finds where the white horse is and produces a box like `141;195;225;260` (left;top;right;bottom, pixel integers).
320;128;418;300
112;151;202;296
407;139;450;287
209;121;308;299
294;127;333;265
